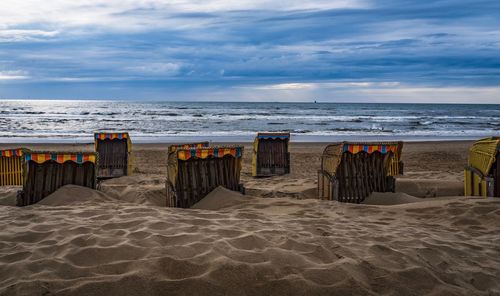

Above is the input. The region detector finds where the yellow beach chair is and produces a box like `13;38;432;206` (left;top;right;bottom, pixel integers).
166;145;244;208
318;141;404;203
17;151;98;206
0;148;27;186
464;137;500;197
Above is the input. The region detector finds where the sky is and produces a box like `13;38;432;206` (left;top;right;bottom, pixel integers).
0;0;499;103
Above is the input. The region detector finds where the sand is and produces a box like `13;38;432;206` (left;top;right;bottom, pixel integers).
1;141;499;295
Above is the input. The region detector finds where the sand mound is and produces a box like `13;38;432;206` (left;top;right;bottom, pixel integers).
99;175;167;207
36;185;114;206
191;186;251;210
0;187;19;206
363;192;423;205
0;196;499;295
397;178;463;197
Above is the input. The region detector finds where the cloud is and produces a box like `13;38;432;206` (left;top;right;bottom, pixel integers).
0;0;367;32
0;29;59;42
0;70;30;80
125;62;181;75
253;83;318;90
0;0;499;102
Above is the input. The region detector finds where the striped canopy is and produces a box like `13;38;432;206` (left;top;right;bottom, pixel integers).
177;146;243;161
256;132;290;140
95;132;129;140
94;132;132;154
343;143;399;154
321;141;403;177
0;149;24;157
25;152;97;164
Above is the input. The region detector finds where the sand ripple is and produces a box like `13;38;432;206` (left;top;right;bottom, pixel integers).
0;186;499;295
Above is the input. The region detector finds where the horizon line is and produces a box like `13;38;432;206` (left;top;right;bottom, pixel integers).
1;98;500;105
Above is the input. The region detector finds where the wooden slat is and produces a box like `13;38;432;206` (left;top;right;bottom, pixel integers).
495;158;500;197
0;156;23;186
17;160;96;206
171;155;242;208
256;138;290;176
330;151;397;203
97;139;128;178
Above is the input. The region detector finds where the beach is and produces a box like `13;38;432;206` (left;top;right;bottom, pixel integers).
1;140;499;295
3;0;500;293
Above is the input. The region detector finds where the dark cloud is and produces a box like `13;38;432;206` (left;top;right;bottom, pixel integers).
0;0;499;101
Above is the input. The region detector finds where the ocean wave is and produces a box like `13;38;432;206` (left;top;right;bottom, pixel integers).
1;101;499;141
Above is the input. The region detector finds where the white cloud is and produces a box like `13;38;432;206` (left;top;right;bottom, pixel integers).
254;83;317;90
0;29;59;42
252;81;400;90
231;81;500;103
126;62;181;75
351;87;500;103
0;70;30;80
0;0;367;32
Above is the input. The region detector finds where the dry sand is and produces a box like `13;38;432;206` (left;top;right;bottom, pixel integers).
1;141;499;295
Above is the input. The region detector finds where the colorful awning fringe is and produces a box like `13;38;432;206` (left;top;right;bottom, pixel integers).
343;144;398;154
0;149;23;157
95;132;129;140
177;147;243;161
256;132;290;140
25;153;97;164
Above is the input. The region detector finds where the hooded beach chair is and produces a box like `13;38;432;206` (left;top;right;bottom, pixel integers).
16;151;98;206
0;148;27;186
464;137;500;197
251;132;290;177
94;132;132;178
166;145;244;208
318;141;404;203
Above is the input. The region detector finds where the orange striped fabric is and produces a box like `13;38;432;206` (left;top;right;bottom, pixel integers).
177;147;242;161
25;153;97;164
95;132;129;140
0;149;23;157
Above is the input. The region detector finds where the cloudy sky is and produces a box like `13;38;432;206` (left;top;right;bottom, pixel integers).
0;0;499;102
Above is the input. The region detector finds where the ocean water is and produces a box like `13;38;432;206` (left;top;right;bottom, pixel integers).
0;100;499;142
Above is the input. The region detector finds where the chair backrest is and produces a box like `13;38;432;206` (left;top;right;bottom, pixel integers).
94;132;132;178
0;148;26;186
17;151;98;206
318;141;403;203
252;132;290;177
464;137;500;197
166;146;244;208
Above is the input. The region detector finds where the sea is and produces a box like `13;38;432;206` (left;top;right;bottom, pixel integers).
0;100;499;143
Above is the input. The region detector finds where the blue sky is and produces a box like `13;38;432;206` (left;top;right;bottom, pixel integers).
0;0;499;103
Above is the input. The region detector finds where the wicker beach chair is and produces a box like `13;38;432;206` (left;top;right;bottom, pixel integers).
251;132;290;177
318;141;404;203
0;148;27;186
166;145;244;208
464;137;500;197
16;151;98;206
94;132;132;178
